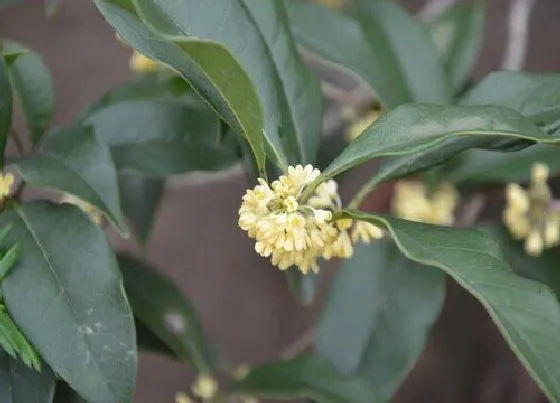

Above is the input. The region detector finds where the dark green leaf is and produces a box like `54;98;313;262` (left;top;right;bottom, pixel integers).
232;355;379;403
478;224;560;300
132;0;323;166
460;71;560;112
93;0;268;172
118;254;214;371
322;104;551;183
317;241;444;400
287;0;449;108
3;42;54;144
77;73;188;120
119;171;164;245
135;319;174;356
0;55;12;168
342;210;560;403
54;382;89;403
0;202;136;403
84;99;238;175
0;351;56;403
447;144;560;185
2;49;28;66
430;2;485;91
11;126;127;233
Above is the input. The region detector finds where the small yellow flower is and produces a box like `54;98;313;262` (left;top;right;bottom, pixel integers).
392;181;458;225
60;194;102;224
0;173;15;201
503;163;560;256
239;165;384;273
129;51;159;74
175;392;193;403
191;374;218;400
345;110;382;142
351;220;384;243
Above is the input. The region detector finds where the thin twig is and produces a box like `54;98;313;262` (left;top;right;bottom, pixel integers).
9;129;25;156
502;0;538;71
456;193;486;228
280;326;315;359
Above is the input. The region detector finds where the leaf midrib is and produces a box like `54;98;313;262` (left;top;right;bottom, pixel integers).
14;206;113;399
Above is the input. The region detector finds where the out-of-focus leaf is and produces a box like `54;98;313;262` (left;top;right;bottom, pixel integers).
0;54;12;168
118;254;214;371
119;171;164;245
232;355;380;403
0;351;55;403
3;42;54;144
430;2;485;91
317;241;444;400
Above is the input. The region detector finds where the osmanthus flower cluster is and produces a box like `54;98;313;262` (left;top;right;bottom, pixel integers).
238;165;383;274
503;163;560;256
392;181;459;225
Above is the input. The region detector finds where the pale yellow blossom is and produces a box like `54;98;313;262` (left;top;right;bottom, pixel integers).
60;194;102;224
0;173;15;201
351;221;384;243
129;51;159;74
392;181;458;225
503;163;560;256
191;374;218;400
239;165;385;273
175;392;193;403
346;110;382;141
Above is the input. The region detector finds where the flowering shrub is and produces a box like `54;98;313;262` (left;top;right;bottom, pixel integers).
1;0;560;402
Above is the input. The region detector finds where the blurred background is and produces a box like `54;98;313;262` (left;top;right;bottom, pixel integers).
1;0;559;402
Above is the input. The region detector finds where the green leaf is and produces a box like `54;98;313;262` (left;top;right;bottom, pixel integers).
0;54;12;168
232;355;379;403
132;0;323;166
118;171;164;245
342;210;560;403
93;0;268;172
322;104;552;183
10;126;127;233
118;254;214;372
0;351;56;403
0;243;19;282
0;202;136;403
3;42;54;144
287;0;449;108
460;71;560;112
0;305;41;371
77;73;189;119
447;144;560;185
84;99;238;175
135;319;174;356
317;241;444;401
478;224;560;297
429;2;485;91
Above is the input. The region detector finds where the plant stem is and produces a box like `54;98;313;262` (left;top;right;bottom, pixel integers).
9;129;25;156
347;176;382;210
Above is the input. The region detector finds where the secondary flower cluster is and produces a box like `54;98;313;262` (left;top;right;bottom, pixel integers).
503;163;560;256
238;165;383;274
392;181;459;225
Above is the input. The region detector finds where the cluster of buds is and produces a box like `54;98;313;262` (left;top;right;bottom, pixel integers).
392;181;459;225
175;374;219;403
503;163;560;256
238;165;383;274
0;173;15;203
